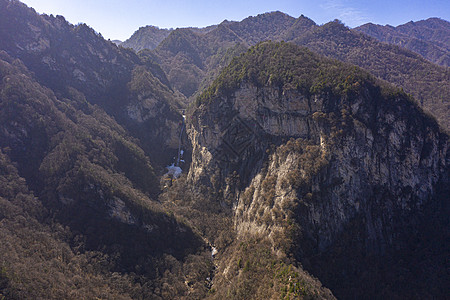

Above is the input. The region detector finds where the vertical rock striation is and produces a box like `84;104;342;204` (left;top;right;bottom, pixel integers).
187;42;449;298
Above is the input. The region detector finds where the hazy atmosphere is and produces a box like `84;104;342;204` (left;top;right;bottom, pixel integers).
1;0;448;299
20;0;450;40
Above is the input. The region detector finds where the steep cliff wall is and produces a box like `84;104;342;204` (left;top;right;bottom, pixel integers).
187;42;449;298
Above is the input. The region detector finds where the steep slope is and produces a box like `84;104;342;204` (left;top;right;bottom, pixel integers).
0;0;185;167
150;12;316;99
0;50;211;299
0;149;135;299
355;18;450;66
132;13;449;131
187;42;449;299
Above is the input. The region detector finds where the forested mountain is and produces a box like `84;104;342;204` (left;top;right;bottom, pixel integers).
355;18;450;67
0;1;449;299
0;1;210;298
291;20;450;132
122;26;173;51
129;12;449;131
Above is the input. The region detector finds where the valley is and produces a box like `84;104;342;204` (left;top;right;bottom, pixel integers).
0;1;448;299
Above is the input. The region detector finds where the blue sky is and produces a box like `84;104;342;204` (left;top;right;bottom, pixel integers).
20;0;450;41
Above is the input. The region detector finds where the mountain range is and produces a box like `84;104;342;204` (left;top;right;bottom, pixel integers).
0;1;448;299
355;18;450;67
123;12;449;131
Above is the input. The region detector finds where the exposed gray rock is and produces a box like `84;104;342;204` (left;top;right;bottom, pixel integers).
188;80;448;298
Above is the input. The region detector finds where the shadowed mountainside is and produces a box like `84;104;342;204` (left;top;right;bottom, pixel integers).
0;49;211;299
187;42;449;299
0;0;187;167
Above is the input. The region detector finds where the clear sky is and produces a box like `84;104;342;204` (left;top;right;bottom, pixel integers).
20;0;450;41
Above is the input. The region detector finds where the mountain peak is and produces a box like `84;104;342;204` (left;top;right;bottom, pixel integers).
0;2;448;299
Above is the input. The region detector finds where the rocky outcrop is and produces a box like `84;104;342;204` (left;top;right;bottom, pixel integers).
187;43;449;298
190;83;447;230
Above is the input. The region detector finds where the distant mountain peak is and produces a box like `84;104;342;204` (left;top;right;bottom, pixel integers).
239;10;296;22
121;25;173;51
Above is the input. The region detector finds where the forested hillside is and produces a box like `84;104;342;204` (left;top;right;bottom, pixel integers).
0;1;449;299
0;1;211;298
0;50;211;299
355;18;450;66
0;0;186;166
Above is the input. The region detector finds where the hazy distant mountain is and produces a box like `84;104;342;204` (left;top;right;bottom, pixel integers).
186;24;218;34
215;11;298;44
122;25;173;51
122;25;222;53
355;18;450;66
131;12;449;130
0;1;449;299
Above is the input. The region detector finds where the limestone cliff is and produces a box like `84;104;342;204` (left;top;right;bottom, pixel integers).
187;42;449;298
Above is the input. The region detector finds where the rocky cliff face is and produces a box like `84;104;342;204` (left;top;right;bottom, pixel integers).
187;43;449;298
190;82;447;242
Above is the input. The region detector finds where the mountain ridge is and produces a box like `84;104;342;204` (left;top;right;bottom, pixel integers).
0;1;449;299
355;17;450;66
127;12;449;131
